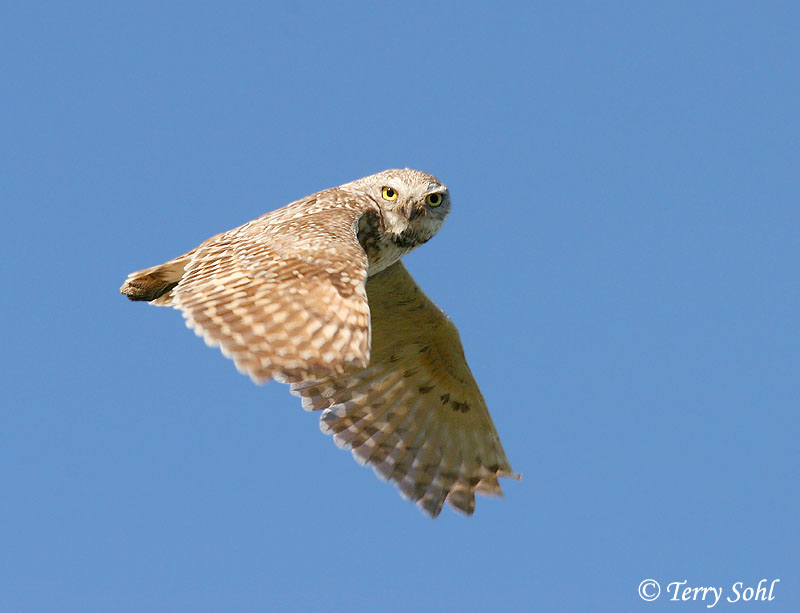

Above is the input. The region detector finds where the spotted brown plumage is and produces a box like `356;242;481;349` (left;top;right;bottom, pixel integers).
121;168;519;516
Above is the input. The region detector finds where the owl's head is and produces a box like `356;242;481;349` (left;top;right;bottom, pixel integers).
349;168;451;247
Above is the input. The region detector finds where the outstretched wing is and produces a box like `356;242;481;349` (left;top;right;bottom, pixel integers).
291;261;519;517
123;194;377;384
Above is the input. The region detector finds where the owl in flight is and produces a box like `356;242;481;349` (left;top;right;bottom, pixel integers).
121;169;518;517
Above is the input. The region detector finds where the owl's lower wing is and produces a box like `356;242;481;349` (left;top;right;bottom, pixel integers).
146;203;373;384
291;261;519;517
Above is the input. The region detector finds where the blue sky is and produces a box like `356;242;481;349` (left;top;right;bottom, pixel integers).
2;2;798;611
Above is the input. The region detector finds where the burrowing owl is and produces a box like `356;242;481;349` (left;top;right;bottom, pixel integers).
121;168;518;517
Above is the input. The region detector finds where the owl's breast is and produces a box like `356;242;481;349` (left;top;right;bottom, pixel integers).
356;211;415;277
365;239;414;276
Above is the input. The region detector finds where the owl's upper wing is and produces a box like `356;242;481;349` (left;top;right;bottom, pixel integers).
123;195;376;384
291;261;519;517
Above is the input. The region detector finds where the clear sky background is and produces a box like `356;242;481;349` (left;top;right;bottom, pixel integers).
2;2;798;612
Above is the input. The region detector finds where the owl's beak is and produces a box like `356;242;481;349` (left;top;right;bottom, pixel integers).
407;204;426;221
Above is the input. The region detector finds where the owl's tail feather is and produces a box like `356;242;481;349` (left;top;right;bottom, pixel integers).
120;255;192;305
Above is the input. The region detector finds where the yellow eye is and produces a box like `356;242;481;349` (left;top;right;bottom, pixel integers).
425;193;443;207
381;186;398;201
